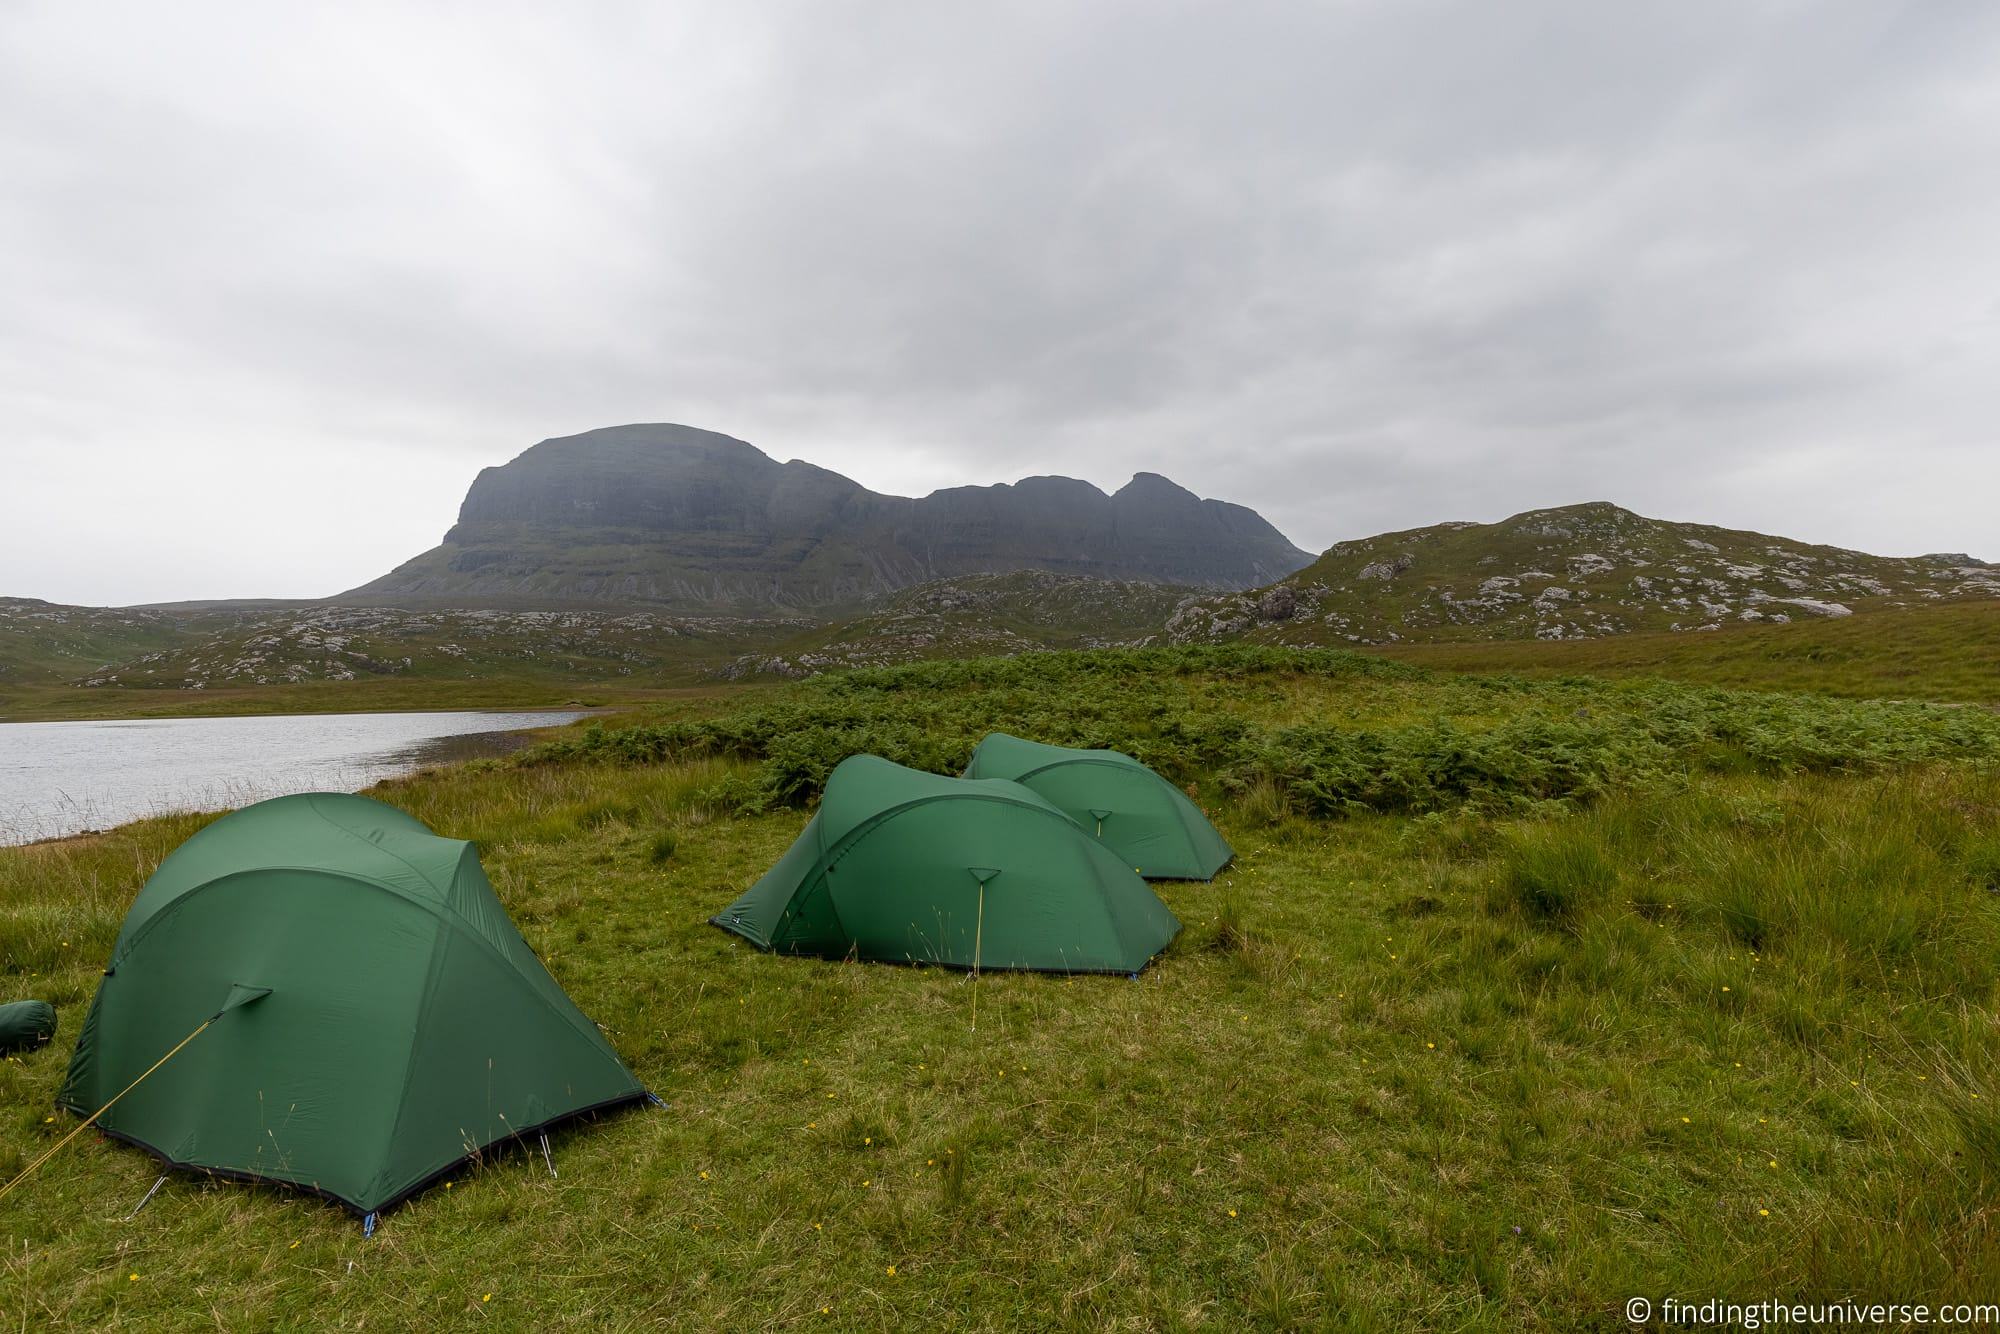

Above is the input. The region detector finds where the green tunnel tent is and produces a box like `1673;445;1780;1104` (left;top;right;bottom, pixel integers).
963;733;1233;881
58;793;647;1216
712;755;1180;973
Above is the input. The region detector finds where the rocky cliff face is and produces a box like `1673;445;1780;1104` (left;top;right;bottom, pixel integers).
343;424;1312;610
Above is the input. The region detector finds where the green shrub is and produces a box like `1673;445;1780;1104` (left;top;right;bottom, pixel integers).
517;646;2000;821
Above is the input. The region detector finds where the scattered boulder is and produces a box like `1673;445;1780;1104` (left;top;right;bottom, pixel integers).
1358;553;1414;581
1771;598;1853;618
1257;586;1298;620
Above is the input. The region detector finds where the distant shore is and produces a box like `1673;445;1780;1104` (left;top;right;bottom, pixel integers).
0;679;732;725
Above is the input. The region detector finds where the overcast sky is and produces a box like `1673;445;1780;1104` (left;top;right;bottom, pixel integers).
3;1;1996;605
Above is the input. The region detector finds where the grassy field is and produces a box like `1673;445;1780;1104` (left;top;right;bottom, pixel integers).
4;649;2000;1328
1376;600;2000;707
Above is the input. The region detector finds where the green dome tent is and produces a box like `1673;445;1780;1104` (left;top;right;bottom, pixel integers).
963;733;1233;880
58;793;646;1217
712;755;1180;973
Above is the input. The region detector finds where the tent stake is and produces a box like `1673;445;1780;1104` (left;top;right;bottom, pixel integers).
539;1131;558;1178
362;1212;377;1239
125;1173;168;1220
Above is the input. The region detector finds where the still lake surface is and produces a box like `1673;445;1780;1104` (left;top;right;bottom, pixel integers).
0;709;594;845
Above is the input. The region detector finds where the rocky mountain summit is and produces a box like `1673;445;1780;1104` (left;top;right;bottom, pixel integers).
343;424;1312;611
1167;502;1998;647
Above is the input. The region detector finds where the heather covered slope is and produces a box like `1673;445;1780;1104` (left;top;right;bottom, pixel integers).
344;423;1312;610
722;570;1187;678
1168;501;1997;647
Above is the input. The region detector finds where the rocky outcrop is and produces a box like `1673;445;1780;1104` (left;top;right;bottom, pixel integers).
1166;501;1998;648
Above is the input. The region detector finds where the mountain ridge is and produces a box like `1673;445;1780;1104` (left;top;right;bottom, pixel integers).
343;423;1312;610
8;500;1996;715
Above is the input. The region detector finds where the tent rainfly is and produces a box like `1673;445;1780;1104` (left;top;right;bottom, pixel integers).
962;733;1233;880
712;755;1180;973
58;793;647;1217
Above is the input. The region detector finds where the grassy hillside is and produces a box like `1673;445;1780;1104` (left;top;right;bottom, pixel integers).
5;649;2000;1326
1169;502;1997;648
725;570;1187;679
1378;599;2000;706
1;575;1192;719
0;604;812;721
66;606;811;691
0;600;219;687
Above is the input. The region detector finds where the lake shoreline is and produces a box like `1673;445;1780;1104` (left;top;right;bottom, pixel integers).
0;707;604;846
0;678;741;725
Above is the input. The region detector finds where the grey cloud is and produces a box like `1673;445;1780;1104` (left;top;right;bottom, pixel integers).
2;0;1997;605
